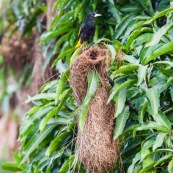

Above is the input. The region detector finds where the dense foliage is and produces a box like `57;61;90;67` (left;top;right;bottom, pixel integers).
2;0;173;173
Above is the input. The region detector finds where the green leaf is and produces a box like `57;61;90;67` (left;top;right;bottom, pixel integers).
79;71;99;131
106;44;116;63
52;0;70;11
156;111;172;131
154;154;173;167
144;6;173;25
40;80;58;93
114;88;126;118
59;155;75;173
126;27;152;51
113;106;130;140
124;54;139;64
154;61;173;67
40;89;71;131
143;42;173;64
2;162;22;172
153;133;167;151
74;1;86;19
141;147;149;159
120;5;142;13
135;122;170;132
112;64;139;75
107;79;136;104
52;48;75;67
20;106;54;136
53;33;70;54
55;70;70;104
139;98;147;123
26;106;40;116
143;149;173;160
20;125;55;163
25;93;56;103
70;47;82;65
141;148;155;170
145;23;173;47
139;162;156;173
139;44;159;63
132;33;153;48
146;87;160;120
39;107;58;132
137;65;148;86
45;128;73;156
52;0;59;10
40;26;70;43
168;159;173;173
171;85;173;102
157;67;173;77
127;152;141;173
115;13;136;39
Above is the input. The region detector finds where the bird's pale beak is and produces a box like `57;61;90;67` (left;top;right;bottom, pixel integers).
94;14;102;17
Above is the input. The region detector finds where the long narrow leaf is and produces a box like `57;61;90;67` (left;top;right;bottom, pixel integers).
40;89;71;131
135;122;169;132
146;87;160;120
114;106;130;140
126;27;152;51
45;128;73;156
20;125;55;163
168;159;173;173
145;23;173;47
55;70;70;104
59;155;75;173
137;65;148;86
112;64;139;75
143;42;173;64
107;79;136;104
40;26;69;43
154;154;173;167
2;162;22;172
25;93;56;103
114;88;126;118
115;13;136;39
106;44;116;63
127;152;141;173
70;47;82;65
20;106;54;136
156;111;172;131
79;71;99;131
153;133;167;151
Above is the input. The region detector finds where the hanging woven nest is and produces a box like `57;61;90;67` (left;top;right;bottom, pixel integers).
0;31;35;70
70;46;119;173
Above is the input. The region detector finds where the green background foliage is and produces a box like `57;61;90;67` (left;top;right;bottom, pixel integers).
1;0;173;172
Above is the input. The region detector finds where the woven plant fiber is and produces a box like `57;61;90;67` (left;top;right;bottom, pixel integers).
70;46;119;173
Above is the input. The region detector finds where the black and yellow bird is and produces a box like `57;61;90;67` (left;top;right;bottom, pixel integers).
76;12;102;48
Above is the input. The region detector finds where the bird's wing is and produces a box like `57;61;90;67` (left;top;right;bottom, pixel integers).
78;23;85;37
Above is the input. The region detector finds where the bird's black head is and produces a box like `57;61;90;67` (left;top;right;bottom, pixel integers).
86;12;95;20
86;12;102;20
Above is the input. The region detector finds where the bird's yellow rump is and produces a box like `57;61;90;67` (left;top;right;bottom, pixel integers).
75;39;81;48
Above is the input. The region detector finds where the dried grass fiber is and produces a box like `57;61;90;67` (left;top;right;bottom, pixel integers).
70;46;119;173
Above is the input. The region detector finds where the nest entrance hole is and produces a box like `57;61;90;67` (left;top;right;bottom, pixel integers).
88;50;99;60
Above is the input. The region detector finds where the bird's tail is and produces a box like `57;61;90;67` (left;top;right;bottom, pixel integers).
75;39;81;48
